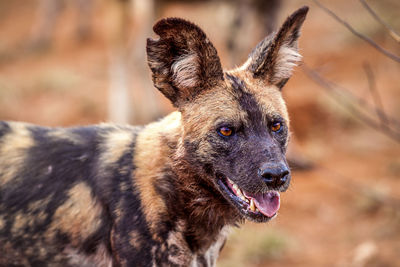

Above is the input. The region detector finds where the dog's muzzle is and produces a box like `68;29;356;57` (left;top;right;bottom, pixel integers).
258;162;290;189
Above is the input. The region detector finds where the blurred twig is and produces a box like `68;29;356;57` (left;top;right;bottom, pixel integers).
312;0;400;63
314;164;400;210
296;152;400;211
302;64;400;143
305;65;400;128
359;0;400;43
362;62;389;126
333;79;400;129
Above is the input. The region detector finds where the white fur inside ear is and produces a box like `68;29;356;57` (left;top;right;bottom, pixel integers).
272;45;302;84
171;52;199;88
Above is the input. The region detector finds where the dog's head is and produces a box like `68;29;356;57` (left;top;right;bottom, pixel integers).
146;7;308;223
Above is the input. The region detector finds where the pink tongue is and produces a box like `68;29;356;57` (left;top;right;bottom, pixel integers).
246;191;280;217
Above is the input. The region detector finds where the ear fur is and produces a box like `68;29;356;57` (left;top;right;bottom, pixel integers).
248;6;309;89
146;18;224;107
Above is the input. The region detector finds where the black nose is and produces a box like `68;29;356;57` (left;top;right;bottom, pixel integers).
258;163;290;188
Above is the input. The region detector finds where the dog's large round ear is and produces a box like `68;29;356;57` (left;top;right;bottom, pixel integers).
247;6;309;90
146;18;224;107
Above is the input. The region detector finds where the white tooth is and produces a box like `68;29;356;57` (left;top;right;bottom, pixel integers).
237;189;243;196
233;184;238;190
245;198;250;204
240;196;246;201
250;199;256;212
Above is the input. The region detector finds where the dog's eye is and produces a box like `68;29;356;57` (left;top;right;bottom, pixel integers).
271;121;282;132
218;126;234;137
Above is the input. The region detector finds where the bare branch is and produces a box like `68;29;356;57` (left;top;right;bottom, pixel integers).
312;0;400;63
314;164;400;210
359;0;400;43
302;64;400;128
332;80;400;129
302;64;400;143
362;62;389;126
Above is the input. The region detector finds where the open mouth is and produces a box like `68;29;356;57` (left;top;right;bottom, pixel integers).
217;175;281;222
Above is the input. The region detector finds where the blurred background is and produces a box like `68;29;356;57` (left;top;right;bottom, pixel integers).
0;0;399;266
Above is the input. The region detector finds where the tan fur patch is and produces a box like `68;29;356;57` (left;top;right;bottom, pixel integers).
119;180;129;192
0;215;4;231
100;128;134;167
179;85;248;160
27;193;54;212
134;112;181;237
47;129;84;145
48;182;103;246
11;212;29;235
26;194;54;226
181;86;247;138
114;199;124;223
0;122;35;186
0;241;30;266
10;195;54;237
228;69;290;123
129;230;142;249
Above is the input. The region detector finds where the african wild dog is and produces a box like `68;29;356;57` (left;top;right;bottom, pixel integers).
0;6;308;266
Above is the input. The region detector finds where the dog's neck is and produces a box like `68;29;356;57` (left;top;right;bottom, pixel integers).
134;111;241;254
160;113;241;252
174;158;240;250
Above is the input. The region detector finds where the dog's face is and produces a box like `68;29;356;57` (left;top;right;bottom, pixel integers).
147;7;308;223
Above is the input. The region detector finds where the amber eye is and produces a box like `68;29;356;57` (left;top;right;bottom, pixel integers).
218;126;233;137
271;121;282;132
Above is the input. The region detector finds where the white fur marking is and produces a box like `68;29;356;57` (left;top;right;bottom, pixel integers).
272;45;302;83
171;52;199;88
66;244;112;267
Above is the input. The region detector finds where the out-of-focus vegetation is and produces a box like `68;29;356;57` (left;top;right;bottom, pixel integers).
219;226;293;266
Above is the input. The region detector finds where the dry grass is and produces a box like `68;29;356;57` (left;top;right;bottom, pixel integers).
218;225;293;267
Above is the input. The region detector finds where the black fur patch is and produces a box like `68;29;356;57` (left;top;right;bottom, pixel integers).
0;121;11;139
